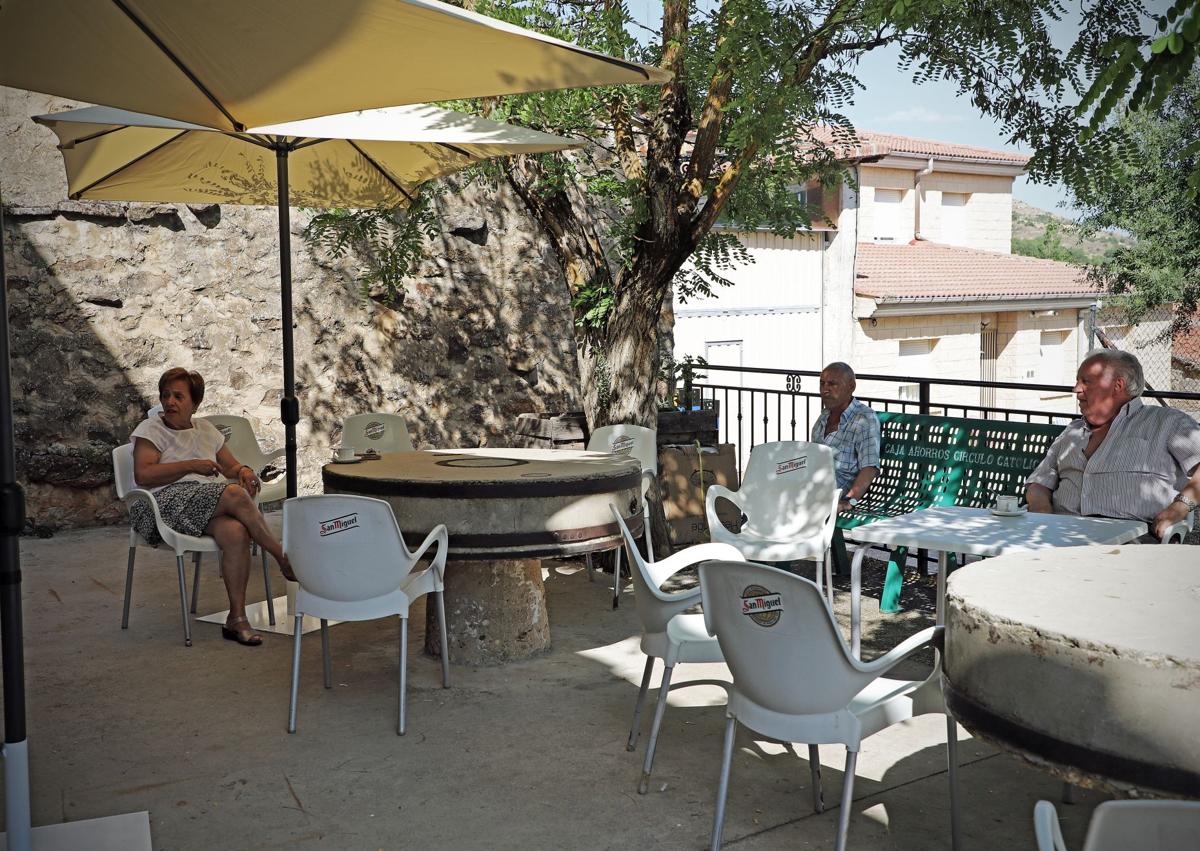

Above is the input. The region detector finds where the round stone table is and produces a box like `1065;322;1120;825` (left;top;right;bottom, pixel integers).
323;448;643;665
944;544;1200;798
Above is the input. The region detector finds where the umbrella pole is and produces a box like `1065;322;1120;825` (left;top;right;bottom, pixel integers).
276;146;299;500
0;193;32;851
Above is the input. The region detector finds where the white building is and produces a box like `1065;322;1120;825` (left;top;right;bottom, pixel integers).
673;130;1170;425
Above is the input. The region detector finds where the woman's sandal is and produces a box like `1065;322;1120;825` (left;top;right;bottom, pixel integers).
222;615;263;647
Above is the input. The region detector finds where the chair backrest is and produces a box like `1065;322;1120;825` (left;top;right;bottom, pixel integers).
198;414;271;469
343;413;414;453
112;443;136;499
737;441;837;540
698;560;871;714
612;506;692;633
1083;800;1200;851
283;495;416;602
588;424;657;476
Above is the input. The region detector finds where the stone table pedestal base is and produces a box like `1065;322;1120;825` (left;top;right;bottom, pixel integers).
425;558;550;665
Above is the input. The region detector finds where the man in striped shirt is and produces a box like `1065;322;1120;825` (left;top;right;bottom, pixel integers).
811;362;881;512
1026;350;1200;540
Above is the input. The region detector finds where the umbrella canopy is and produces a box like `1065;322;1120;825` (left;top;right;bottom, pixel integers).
33;103;582;498
34;104;582;206
1;0;669;131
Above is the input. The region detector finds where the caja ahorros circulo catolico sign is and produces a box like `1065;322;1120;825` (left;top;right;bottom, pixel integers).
741;584;783;627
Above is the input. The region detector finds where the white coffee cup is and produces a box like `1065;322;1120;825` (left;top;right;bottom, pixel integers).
994;495;1019;513
334;446;357;462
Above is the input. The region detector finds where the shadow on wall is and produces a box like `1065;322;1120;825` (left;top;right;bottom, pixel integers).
5;176;580;533
298;174;582;456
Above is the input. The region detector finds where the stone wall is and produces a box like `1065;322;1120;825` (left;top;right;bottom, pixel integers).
2;87;582;532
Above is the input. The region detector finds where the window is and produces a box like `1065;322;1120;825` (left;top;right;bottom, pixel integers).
872;188;906;242
897;338;936;401
1038;330;1070;388
941;192;969;245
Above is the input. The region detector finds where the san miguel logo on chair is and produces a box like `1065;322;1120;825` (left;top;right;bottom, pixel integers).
217;424;233;441
776;456;807;475
741;584;783;627
319;513;359;537
365;421;386;440
610;435;635;455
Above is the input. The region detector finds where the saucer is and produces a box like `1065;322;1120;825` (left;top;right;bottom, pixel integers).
990;507;1026;517
329;457;362;465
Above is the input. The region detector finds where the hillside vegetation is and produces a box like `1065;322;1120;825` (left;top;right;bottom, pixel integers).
1011;200;1132;264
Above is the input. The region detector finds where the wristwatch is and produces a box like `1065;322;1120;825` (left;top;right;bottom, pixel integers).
846;497;859;507
1173;492;1198;511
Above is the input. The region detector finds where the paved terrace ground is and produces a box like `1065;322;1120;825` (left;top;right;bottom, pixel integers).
4;517;1153;850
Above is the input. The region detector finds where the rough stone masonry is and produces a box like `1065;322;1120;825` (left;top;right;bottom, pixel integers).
1;87;582;532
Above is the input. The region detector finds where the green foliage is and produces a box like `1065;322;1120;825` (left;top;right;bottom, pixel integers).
570;274;616;331
1011;221;1094;265
302;187;445;306
1073;70;1200;332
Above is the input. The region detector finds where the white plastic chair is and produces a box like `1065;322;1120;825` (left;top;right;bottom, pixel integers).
111;443;274;646
705;441;840;601
283;494;449;735
342;412;415;454
612;506;745;794
1035;799;1200;851
586;424;657;608
698;560;957;851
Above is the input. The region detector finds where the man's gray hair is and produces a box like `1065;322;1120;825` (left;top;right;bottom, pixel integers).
822;362;856;381
1083;349;1145;397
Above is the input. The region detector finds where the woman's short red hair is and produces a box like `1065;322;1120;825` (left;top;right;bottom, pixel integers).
158;367;205;406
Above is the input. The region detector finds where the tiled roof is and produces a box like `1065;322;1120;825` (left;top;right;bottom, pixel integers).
809;126;1028;165
855;241;1099;303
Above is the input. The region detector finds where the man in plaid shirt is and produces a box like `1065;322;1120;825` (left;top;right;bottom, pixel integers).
810;362;880;512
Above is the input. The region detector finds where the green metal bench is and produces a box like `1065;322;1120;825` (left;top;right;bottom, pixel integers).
832;412;1066;611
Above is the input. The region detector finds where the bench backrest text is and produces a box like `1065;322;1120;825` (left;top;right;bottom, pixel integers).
859;413;1066;515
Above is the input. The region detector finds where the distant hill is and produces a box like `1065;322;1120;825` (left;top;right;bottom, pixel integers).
1011;200;1132;263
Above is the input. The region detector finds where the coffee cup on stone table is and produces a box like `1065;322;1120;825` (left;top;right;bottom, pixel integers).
994;495;1019;513
335;445;357;462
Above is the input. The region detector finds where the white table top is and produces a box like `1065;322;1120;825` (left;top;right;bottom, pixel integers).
850;506;1147;557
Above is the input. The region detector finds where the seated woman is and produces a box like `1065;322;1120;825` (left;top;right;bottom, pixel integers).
130;367;294;646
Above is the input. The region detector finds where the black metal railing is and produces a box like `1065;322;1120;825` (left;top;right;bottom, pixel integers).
689;364;1200;472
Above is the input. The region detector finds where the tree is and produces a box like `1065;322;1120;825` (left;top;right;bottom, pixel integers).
311;0;1190;428
1073;70;1200;336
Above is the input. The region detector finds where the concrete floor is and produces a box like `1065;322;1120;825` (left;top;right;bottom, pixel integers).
2;520;1111;850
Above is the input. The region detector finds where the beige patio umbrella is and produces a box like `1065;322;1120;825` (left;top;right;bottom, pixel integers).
34;103;583;499
1;0;669;131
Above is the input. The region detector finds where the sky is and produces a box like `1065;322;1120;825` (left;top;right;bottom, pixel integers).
626;1;1096;218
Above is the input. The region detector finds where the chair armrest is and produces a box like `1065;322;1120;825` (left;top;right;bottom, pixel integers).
1159;512;1193;544
1033;800;1067;851
263;447;287;462
854;625;943;676
406;524;449;581
640;469;656;500
640;543;745;603
705;484;743;533
125;487;167;528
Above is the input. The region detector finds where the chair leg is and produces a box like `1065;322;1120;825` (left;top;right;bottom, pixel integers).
627;656;655;752
397;616;409;736
320;619;332;689
262;549;276;626
709;715;737;851
175;555;193;647
585;552;595;582
287;614;303;733
436;591;451;688
189;552;202;614
612;546;623;609
638;662;674;794
121;546;136;629
948;715;963;850
824;552;835;609
835;750;859;851
808;744;824;813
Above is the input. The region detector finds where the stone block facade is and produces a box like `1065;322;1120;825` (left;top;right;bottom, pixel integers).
2;87;581;532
